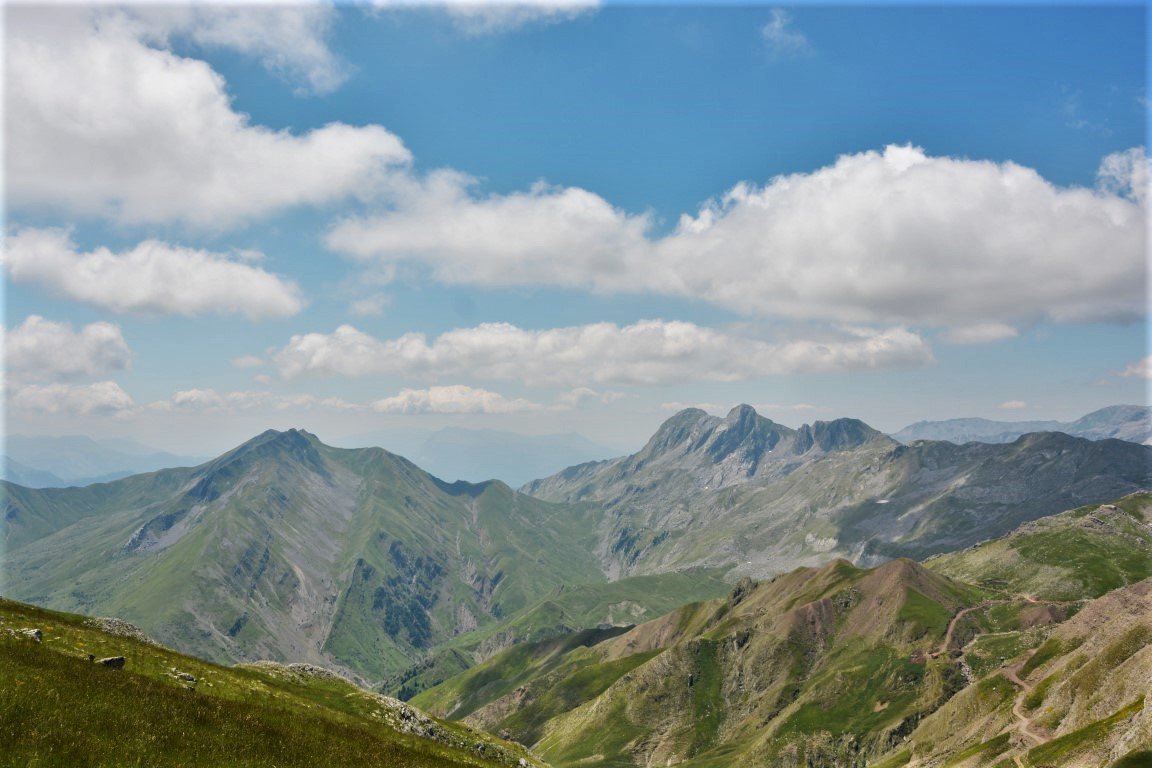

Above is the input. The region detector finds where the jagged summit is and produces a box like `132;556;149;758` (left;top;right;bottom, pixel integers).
794;417;889;454
638;405;887;465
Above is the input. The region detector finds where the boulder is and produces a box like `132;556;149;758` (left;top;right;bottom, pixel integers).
96;656;126;669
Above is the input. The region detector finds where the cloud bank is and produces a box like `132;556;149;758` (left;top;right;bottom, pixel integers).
272;319;933;385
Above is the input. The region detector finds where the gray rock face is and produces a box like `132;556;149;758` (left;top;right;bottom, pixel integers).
524;405;1152;579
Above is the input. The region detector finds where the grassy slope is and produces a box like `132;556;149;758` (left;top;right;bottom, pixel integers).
927;492;1152;601
0;597;544;768
419;558;986;768
882;570;1152;766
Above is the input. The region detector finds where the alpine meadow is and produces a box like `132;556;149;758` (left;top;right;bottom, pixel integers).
2;3;1149;768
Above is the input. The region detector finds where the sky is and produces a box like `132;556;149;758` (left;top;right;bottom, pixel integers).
3;0;1148;457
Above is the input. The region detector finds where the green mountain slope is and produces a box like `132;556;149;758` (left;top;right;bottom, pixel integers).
417;496;1152;768
3;429;606;681
383;569;730;700
523;405;1152;578
417;557;988;767
889;577;1152;768
927;492;1152;601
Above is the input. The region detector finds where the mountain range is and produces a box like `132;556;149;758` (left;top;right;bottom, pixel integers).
3;406;1150;692
1;434;205;487
891;404;1152;446
411;494;1152;767
524;405;1151;576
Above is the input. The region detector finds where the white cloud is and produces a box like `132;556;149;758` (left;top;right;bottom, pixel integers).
1120;355;1152;379
327;171;653;288
6;229;304;319
272;319;933;385
126;4;349;95
371;385;543;414
156;388;335;413
8;381;135;416
999;400;1028;410
150;385;539;415
328;145;1147;334
6;6;410;228
1097;147;1148;204
940;322;1019;345
372;0;599;35
4;315;132;382
761;8;810;58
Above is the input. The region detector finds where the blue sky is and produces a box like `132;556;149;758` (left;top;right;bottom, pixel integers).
3;1;1147;456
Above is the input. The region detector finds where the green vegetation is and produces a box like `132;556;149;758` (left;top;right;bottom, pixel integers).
1021;636;1081;678
0;597;540;768
929;492;1152;602
778;645;927;739
943;732;1011;766
965;631;1045;679
1026;697;1145;767
1112;751;1152;768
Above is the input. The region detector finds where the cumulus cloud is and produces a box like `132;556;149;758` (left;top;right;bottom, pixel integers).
272;319;933;385
6;6;409;227
126;4;349;95
327;171;652;288
328;145;1147;335
372;0;599;35
761;8;810;58
4;315;132;382
371;385;543;414
8;381;135;416
6;229;304;319
1120;355;1152;379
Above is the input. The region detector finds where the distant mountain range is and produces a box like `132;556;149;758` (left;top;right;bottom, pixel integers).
4;407;1149;690
891;404;1151;445
2;434;205;487
524;405;1151;577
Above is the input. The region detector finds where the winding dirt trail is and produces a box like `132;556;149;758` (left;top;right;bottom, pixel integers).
1003;651;1047;749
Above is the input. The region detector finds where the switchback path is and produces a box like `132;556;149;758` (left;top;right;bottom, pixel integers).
1003;650;1048;749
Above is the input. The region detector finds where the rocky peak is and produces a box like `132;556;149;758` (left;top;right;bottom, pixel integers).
794;418;887;454
702;405;793;467
636;408;718;459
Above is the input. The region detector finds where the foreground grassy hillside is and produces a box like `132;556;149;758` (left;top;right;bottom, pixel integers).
0;597;545;768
